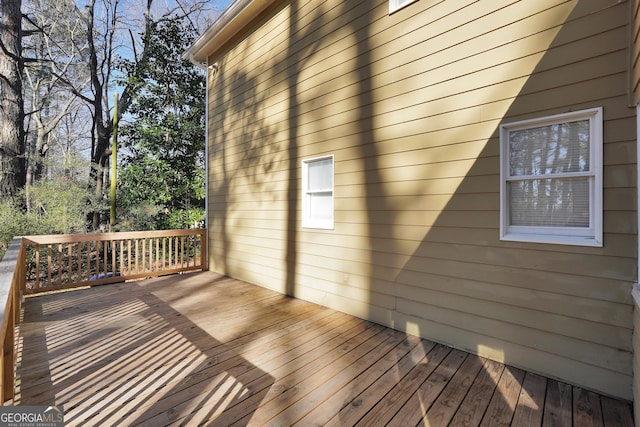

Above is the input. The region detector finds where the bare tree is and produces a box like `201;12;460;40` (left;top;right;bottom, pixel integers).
22;0;89;209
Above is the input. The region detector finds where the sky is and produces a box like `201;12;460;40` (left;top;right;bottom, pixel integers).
151;0;236;32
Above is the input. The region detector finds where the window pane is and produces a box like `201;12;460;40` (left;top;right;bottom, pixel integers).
509;119;590;176
509;177;589;227
308;159;333;191
309;193;332;221
390;0;418;11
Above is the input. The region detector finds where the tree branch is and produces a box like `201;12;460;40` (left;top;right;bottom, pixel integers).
0;37;18;60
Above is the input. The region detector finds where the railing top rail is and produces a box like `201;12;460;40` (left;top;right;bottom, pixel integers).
22;228;205;245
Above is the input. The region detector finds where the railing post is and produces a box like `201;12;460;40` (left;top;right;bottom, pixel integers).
14;243;22;325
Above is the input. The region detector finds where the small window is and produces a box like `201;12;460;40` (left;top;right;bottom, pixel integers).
500;107;603;246
302;155;334;229
389;0;418;14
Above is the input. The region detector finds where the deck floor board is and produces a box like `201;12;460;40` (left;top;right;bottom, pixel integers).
14;271;634;426
511;372;547;427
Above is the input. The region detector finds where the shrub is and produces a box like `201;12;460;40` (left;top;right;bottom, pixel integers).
0;179;101;260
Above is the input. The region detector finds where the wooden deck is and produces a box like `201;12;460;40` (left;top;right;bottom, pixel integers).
14;271;634;426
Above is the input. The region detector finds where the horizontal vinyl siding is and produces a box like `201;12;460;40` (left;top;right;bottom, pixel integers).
206;0;636;399
212;2;627;151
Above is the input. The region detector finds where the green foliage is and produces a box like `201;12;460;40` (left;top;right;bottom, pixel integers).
165;207;205;230
0;178;101;259
26;178;102;234
114;204;164;232
0;200;22;260
118;157;175;208
116;17;205;231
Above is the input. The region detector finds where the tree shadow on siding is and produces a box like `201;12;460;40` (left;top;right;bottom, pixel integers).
370;0;635;420
208;64;280;274
327;0;634;423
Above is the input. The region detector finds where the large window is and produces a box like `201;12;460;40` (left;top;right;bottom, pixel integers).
389;0;418;14
302;155;334;229
500;107;603;246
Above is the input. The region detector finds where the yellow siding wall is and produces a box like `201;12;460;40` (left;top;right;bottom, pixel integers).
206;0;637;399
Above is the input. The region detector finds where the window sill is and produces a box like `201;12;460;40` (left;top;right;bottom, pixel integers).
501;233;602;247
302;223;334;230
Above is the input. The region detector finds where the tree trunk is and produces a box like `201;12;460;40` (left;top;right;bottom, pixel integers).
85;0;112;230
25;121;48;212
0;0;25;197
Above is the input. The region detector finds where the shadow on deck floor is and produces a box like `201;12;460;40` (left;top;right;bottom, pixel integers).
15;271;634;426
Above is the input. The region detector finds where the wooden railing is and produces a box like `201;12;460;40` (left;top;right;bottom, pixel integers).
22;229;207;294
0;238;25;403
0;229;207;403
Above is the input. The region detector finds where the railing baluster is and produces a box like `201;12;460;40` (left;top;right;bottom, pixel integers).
111;240;116;277
77;241;81;282
34;244;40;291
150;238;154;272
86;241;89;281
102;241;106;278
119;240;123;276
181;236;185;268
79;241;83;281
128;239;132;274
90;240;94;280
186;237;191;268
68;243;73;285
162;237;166;270
175;237;179;267
91;240;94;280
78;241;83;282
155;237;161;271
134;239;139;273
141;238;144;272
47;244;52;287
85;241;90;281
58;243;63;287
93;240;98;280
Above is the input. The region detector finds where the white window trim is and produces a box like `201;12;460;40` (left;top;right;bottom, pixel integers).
499;107;603;247
389;0;418;14
301;155;334;230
